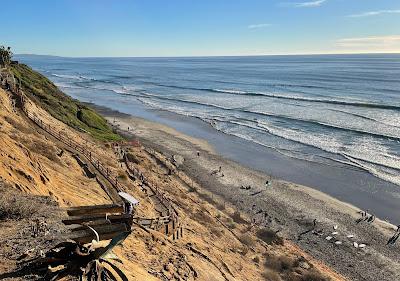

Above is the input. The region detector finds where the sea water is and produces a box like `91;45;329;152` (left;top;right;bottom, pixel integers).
17;54;400;188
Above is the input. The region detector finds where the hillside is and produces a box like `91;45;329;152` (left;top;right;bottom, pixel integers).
10;63;121;141
0;66;342;280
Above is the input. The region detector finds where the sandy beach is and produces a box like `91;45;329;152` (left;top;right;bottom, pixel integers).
92;104;400;281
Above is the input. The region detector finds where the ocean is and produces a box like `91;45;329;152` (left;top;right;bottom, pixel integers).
17;54;400;188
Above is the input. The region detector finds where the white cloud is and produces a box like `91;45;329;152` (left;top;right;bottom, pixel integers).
348;9;400;18
336;35;400;52
289;0;327;8
248;23;272;29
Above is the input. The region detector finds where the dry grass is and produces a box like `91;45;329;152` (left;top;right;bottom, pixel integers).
209;226;224;238
223;217;237;229
256;228;284;245
262;269;282;281
239;233;256;247
286;271;329;281
117;171;128;181
265;254;295;272
198;192;215;205
299;271;328;281
4;116;35;135
193;209;213;224
214;201;225;211
26;138;62;165
126;152;141;164
0;183;43;220
263;254;329;281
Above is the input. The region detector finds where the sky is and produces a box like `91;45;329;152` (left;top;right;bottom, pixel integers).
1;0;400;57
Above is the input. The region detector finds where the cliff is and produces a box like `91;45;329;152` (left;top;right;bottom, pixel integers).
0;64;342;281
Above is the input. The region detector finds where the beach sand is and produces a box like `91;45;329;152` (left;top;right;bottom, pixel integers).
94;105;400;281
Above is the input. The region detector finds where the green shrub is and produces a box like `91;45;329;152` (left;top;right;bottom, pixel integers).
11;64;122;141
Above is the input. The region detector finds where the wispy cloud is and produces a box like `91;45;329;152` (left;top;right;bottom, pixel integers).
282;0;327;8
248;23;272;29
348;9;400;18
336;35;400;51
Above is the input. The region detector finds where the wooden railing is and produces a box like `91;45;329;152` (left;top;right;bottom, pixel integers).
24;110;124;200
10;88;182;238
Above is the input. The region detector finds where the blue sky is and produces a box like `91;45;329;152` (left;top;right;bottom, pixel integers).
1;0;400;57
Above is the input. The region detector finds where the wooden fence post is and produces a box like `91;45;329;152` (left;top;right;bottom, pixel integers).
165;223;169;235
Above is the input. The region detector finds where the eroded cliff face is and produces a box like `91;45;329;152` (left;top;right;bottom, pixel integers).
0;87;110;206
0;84;342;281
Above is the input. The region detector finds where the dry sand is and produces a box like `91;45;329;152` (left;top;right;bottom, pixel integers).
101;109;400;281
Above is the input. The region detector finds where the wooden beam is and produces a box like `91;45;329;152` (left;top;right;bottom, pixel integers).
62;213;131;225
71;228;129;244
70;222;129;232
69;223;127;238
66;204;123;216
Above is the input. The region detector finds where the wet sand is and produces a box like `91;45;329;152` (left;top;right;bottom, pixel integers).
89;104;400;281
88;98;400;224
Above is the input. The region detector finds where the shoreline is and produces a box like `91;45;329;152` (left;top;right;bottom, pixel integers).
90;103;400;281
86;100;400;224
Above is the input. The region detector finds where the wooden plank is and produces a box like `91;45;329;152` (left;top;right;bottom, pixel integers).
62;213;131;225
69;223;127;238
71;229;128;244
71;223;127;234
65;219;113;229
66;204;123;216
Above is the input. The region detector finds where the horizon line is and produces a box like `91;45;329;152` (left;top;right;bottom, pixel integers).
14;51;400;59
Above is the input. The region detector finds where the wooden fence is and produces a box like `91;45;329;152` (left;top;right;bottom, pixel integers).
7;87;183;239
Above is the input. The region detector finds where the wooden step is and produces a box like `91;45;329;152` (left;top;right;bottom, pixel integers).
66;204;123;216
69;225;129;243
69;222;129;232
62;213;131;225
